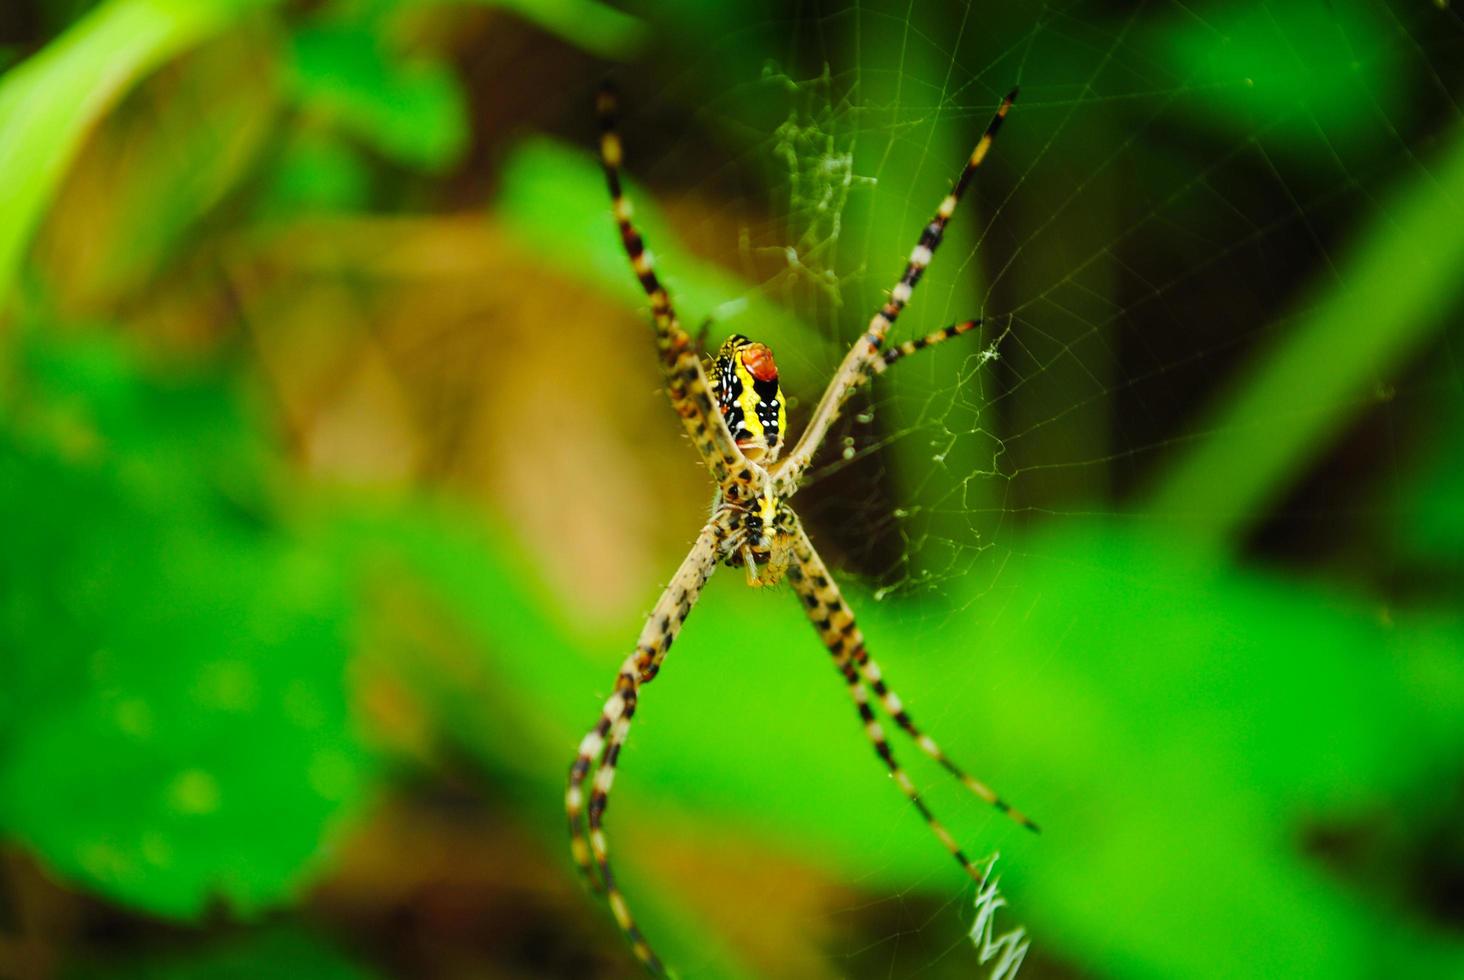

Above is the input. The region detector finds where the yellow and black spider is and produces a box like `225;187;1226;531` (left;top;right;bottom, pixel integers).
567;82;1034;976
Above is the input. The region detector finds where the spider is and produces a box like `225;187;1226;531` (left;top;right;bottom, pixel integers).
567;83;1035;976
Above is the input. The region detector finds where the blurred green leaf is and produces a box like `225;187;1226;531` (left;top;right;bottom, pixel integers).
287;20;468;172
0;333;373;919
260;129;376;217
1398;383;1464;568
958;523;1464;978
37;1;108;35
68;925;379;979
38;29;280;308
1153;0;1406;152
0;0;282;310
1144;111;1464;554
459;0;645;59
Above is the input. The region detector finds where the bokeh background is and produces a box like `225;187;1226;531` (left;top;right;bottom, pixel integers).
2;1;1462;977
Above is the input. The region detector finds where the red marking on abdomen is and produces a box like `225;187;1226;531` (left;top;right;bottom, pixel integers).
741;343;778;382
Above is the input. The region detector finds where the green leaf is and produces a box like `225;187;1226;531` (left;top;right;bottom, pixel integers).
32;29;280;308
956;523;1464;979
287;20;468;172
260;129;376;216
1397;382;1464;568
1153;0;1407;153
1143;107;1464;553
454;0;646;60
0;0;282;310
0;334;373;920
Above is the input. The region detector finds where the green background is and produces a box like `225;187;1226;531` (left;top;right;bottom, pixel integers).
1;1;1461;977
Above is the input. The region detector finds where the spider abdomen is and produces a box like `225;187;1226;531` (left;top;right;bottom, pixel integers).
713;334;786;462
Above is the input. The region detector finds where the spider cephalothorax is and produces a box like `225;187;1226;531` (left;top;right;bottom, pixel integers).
569;83;1032;977
719;474;795;587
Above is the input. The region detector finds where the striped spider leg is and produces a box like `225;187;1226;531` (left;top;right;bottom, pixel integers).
566;513;733;975
596;84;759;499
569;85;1030;976
785;518;1038;890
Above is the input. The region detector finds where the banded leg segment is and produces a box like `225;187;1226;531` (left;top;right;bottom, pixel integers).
872;88;1015;335
834;653;987;884
566;517;726;975
852;649;1039;832
588;676;665;974
786;523;1037;836
785;526;989;885
871;318;984;374
776;89;1017;494
597;83;750;491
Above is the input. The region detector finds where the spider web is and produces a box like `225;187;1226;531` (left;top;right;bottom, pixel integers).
605;1;1464;976
669;0;1458;596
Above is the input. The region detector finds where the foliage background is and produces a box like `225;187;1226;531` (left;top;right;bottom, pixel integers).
1;1;1461;977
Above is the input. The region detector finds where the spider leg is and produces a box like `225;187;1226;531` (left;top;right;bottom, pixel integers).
786;522;1037;859
566;516;727;975
785;538;987;884
741;544;763;587
597;84;752;492
852;644;1039;832
776;89;1016;493
870;318;984;375
586;670;666;973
